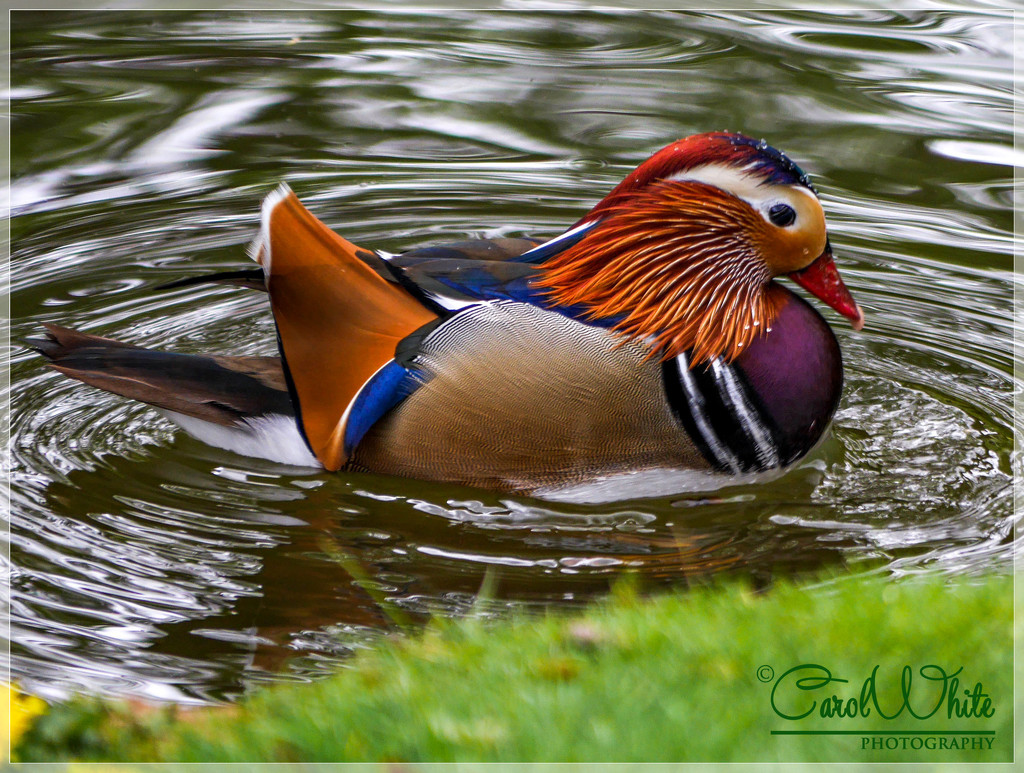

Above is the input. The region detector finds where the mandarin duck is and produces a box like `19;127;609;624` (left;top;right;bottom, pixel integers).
34;132;864;495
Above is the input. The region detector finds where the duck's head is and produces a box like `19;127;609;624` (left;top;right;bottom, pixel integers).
538;132;864;364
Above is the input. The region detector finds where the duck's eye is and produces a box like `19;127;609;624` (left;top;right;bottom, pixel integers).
768;203;796;227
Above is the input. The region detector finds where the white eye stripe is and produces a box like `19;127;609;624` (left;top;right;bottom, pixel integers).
663;163;815;227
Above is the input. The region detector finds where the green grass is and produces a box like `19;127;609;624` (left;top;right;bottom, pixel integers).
16;571;1014;763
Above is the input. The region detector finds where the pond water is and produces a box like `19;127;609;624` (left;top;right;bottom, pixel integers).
8;10;1018;703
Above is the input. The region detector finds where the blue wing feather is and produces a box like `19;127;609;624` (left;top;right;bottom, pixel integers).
343;360;421;457
514;219;599;264
393;258;546;305
389;220;601;308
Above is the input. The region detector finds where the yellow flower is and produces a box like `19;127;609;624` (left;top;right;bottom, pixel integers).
2;682;47;761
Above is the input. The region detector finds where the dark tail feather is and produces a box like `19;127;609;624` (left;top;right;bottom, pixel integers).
156;268;266;292
31;325;292;426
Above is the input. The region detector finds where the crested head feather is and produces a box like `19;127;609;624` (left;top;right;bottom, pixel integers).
578;132;815;225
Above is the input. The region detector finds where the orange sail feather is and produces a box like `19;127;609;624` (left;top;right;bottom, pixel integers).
252;186;438;470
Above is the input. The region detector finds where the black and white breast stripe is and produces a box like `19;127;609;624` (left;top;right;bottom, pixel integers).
662;353;784;473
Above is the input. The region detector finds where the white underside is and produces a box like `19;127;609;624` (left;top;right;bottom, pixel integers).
159;410;322;469
535;464;790;504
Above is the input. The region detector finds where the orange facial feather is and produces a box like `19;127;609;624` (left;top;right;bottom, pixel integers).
537;180;785;365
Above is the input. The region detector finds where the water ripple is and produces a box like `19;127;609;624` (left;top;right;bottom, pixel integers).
9;9;1016;703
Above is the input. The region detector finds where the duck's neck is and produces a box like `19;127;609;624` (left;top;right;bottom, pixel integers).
663;283;842;472
535;181;782;364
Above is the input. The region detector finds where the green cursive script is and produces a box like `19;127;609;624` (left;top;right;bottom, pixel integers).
770;664;995;721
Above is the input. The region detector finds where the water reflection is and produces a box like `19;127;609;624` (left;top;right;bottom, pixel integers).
15;448;858;702
10;9;1017;702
